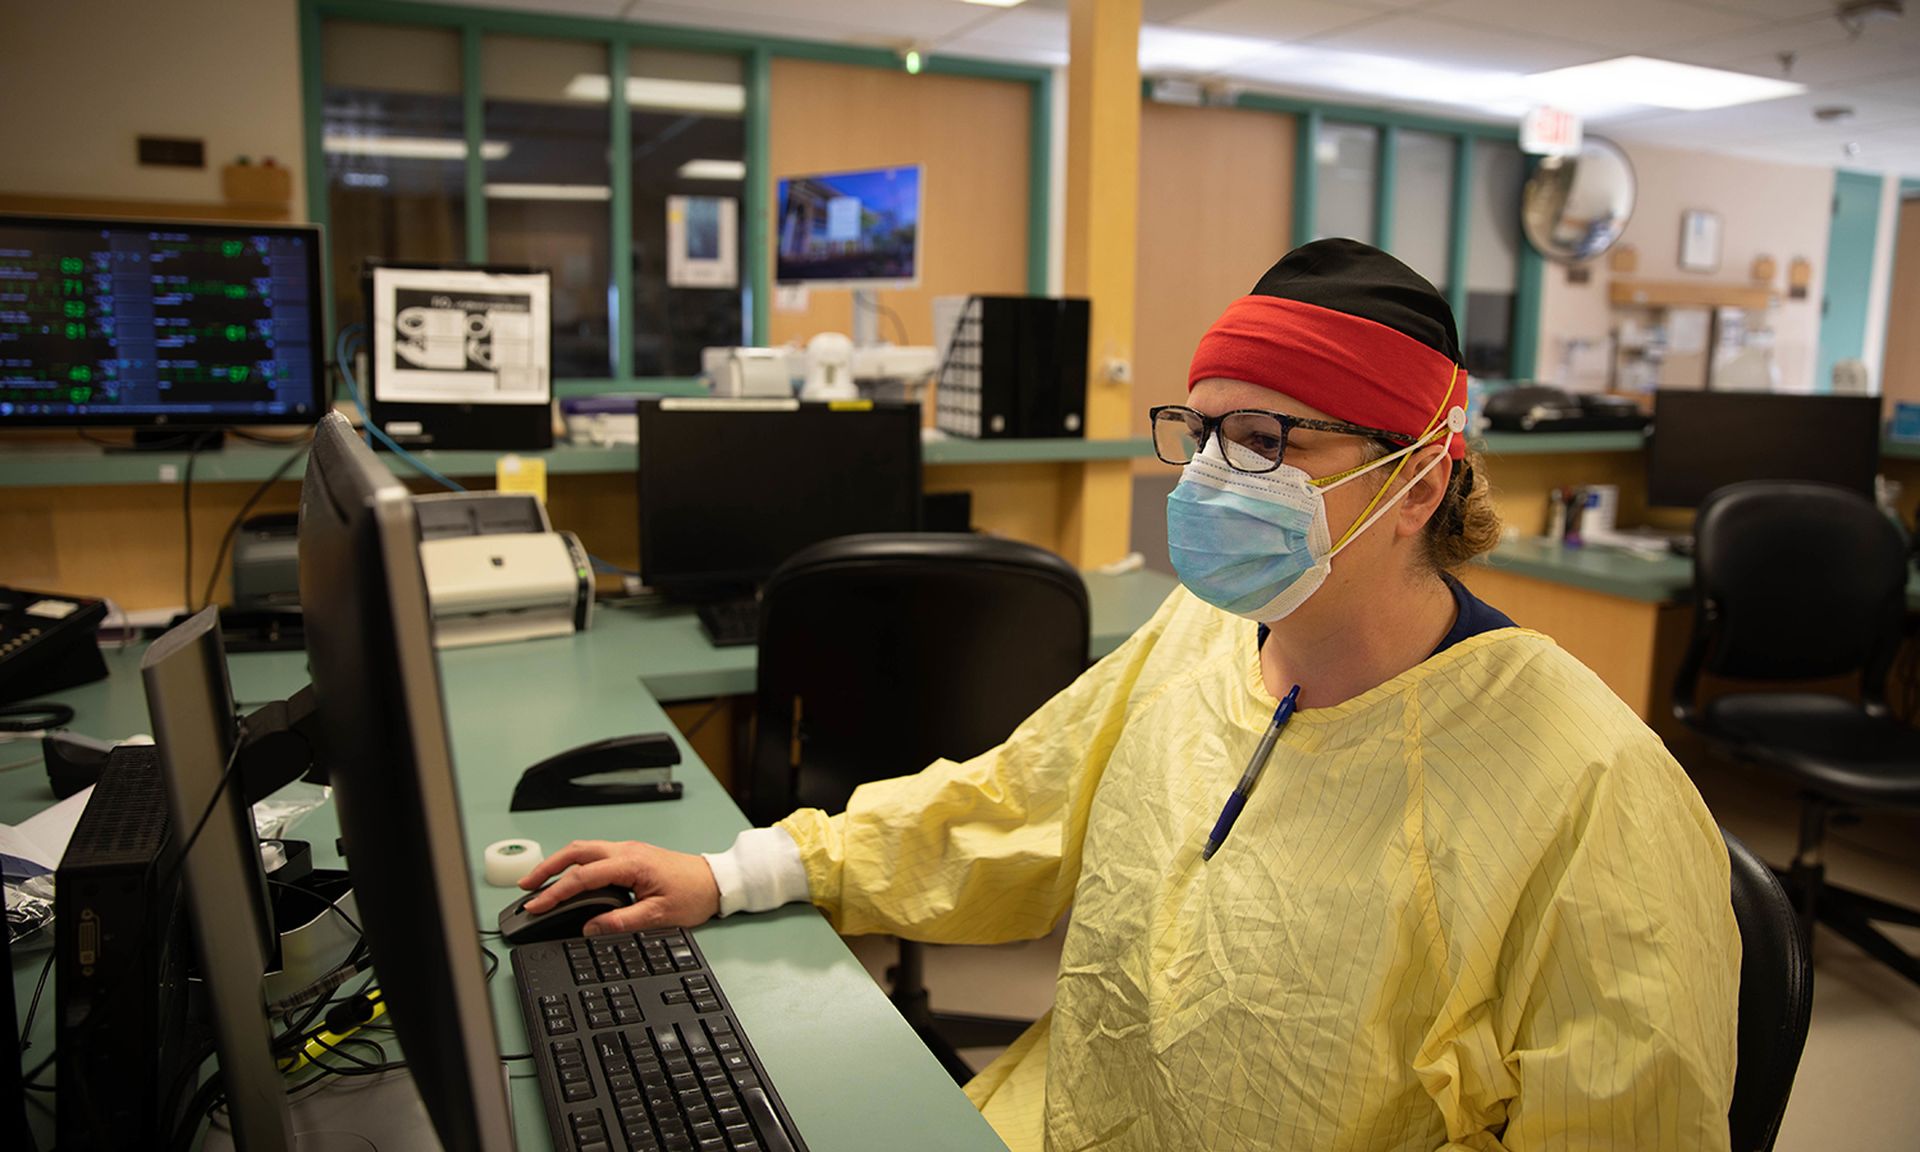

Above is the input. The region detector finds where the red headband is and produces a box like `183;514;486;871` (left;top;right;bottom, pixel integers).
1188;296;1467;460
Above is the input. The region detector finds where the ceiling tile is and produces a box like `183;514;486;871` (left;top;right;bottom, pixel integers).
1427;0;1764;52
1302;14;1610;72
1719;32;1920;88
1170;0;1388;44
628;0;985;41
1660;12;1854;65
1678;0;1850;19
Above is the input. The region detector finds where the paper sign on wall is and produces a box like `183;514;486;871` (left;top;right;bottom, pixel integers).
667;196;739;289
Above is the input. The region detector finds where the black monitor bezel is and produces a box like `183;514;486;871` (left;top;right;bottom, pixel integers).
0;213;327;429
634;398;925;594
1646;389;1882;509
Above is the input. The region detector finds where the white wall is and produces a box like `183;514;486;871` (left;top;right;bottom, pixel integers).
1535;141;1834;392
0;0;306;218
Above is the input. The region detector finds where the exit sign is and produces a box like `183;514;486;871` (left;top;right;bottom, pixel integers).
1521;107;1583;157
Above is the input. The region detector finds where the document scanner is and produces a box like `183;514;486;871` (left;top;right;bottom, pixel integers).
414;492;594;650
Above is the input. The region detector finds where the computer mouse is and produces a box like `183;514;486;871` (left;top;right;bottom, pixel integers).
497;883;633;945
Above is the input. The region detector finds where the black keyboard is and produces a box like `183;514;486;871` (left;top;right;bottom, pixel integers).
513;928;806;1152
695;600;759;648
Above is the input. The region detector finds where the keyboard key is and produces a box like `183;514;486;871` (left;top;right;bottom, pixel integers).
712;1036;741;1055
588;1011;616;1029
694;997;722;1013
662;990;690;1005
721;1053;752;1074
563;1080;594;1103
561;1068;591;1086
616;1005;645;1025
607;1074;637;1095
615;1089;645;1110
620;1106;650;1128
707;1017;735;1035
724;1125;757;1150
547;1017;576;1036
715;1106;746;1129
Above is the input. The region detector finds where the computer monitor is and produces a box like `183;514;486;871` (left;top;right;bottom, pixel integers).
774;165;921;287
0;215;324;428
1647;390;1881;508
296;411;514;1149
132;419;511;1150
636;398;923;595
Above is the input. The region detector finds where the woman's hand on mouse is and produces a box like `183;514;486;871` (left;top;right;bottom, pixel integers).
518;839;720;934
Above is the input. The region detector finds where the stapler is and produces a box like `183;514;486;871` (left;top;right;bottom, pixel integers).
510;732;684;811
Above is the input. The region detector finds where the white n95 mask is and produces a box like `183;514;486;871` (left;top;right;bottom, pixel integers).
1165;407;1465;623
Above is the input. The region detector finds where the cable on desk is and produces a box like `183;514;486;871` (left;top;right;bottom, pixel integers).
180;430;217;615
334;323;640;581
198;437;311;612
15;951;53;1051
0;701;73;733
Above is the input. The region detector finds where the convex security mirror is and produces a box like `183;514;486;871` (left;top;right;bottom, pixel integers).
1522;136;1637;264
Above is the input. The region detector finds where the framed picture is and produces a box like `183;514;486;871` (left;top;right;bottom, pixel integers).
1679;209;1721;273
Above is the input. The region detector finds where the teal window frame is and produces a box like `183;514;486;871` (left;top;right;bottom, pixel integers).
1229;90;1542;382
300;0;1053;395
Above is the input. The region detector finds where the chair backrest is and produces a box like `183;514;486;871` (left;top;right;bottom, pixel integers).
1674;480;1907;720
1723;829;1814;1152
746;533;1090;825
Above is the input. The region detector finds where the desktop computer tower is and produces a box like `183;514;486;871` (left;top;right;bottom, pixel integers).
935;295;1089;440
55;744;197;1149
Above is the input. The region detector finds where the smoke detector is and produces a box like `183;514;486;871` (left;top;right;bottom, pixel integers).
1837;0;1904;37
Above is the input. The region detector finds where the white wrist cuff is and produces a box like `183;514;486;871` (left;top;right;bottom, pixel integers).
702;827;810;918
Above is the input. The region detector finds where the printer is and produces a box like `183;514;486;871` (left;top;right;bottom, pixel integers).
414;492;593;650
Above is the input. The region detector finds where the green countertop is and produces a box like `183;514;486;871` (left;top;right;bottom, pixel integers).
0;436;1157;488
7;569;1176;1149
12;429;1920;488
1485;535;1920;608
1481;536;1692;603
1473;430;1646;455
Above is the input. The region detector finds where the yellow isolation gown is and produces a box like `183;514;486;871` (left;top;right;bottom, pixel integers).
778;587;1739;1151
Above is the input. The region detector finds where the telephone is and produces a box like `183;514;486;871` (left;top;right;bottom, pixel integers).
0;587;110;708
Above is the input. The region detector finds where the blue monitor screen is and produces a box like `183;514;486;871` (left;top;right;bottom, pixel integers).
775;164;921;286
0;216;324;427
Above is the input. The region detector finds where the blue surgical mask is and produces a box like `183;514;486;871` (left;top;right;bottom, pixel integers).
1166;412;1462;622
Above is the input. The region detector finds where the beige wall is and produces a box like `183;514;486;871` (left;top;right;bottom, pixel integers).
0;0;306;218
1535;141;1833;392
1133;101;1294;470
766;58;1031;348
1882;198;1920;413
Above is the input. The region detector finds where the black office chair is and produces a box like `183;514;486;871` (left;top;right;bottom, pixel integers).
1674;480;1920;987
747;532;1091;1085
1724;829;1814;1152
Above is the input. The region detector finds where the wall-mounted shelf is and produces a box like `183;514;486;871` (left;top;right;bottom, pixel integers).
1608;280;1774;311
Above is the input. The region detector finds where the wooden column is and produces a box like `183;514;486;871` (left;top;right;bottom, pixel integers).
1060;0;1140;567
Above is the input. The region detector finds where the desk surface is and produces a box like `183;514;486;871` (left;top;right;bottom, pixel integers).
3;574;1178;1148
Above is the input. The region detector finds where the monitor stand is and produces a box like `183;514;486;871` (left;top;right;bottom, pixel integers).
102;428;225;452
852;287;879;348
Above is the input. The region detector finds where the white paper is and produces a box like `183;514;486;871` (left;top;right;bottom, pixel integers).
0;785;95;874
369;267;552;406
1667;309;1710;355
666;196;740;290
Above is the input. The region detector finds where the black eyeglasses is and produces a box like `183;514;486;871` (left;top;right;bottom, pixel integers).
1149;404;1415;474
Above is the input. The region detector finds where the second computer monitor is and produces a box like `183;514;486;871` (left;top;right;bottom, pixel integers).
636;398;923;595
1648;390;1881;509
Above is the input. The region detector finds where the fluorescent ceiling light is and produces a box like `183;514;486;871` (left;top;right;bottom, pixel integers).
564;74;746;114
678;159;747;181
323;134;509;161
484;183;612;201
1524;56;1804;113
1138;26;1272;74
959;0;1027;7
